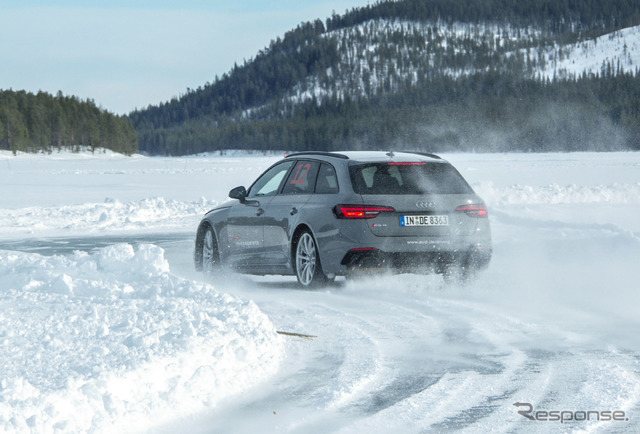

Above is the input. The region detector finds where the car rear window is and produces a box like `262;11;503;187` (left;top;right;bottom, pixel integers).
349;162;473;195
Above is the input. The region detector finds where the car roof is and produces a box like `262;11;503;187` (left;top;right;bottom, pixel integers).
285;151;445;163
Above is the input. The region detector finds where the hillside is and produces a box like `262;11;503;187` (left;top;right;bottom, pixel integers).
129;0;640;155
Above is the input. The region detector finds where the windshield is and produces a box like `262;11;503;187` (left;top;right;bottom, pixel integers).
349;162;473;195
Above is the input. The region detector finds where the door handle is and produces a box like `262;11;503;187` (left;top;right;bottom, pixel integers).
256;208;265;216
290;207;298;216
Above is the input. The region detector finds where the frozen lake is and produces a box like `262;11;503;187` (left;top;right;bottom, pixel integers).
1;150;639;433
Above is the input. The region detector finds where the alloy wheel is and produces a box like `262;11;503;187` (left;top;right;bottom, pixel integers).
295;232;317;286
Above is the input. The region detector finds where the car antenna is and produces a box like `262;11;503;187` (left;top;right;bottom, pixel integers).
386;151;395;157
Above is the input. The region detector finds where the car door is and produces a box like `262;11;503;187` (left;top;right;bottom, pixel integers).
226;160;294;271
262;159;320;267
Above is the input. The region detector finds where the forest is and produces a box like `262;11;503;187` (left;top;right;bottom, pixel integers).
132;72;640;155
0;90;138;155
326;0;640;34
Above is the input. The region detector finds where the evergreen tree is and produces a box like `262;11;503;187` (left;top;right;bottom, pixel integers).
0;90;138;155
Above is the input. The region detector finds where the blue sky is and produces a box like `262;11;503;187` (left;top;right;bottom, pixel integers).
1;1;371;114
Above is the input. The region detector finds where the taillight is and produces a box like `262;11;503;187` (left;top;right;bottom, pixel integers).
334;205;395;219
456;204;488;218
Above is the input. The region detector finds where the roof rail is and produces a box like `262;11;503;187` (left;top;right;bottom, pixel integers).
401;151;442;160
285;151;350;160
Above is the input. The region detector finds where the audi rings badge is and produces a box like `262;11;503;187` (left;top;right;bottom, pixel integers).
416;201;436;209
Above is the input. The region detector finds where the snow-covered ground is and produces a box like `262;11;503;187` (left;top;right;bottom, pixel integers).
1;149;639;433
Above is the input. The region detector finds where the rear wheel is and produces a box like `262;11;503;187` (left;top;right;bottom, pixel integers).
443;263;479;285
294;231;328;287
443;249;490;285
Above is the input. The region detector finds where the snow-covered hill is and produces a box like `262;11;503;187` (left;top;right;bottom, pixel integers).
288;20;640;105
538;25;640;79
130;4;640;155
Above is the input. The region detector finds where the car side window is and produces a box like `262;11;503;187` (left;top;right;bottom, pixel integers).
282;160;320;195
248;161;294;197
315;163;339;194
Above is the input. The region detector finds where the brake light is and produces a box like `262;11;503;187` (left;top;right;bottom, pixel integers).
335;205;395;219
456;204;488;218
388;162;426;165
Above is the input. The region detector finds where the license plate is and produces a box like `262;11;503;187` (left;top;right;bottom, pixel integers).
400;215;449;226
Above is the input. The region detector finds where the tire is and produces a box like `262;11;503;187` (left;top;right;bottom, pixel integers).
294;230;327;287
202;226;220;275
443;264;477;285
442;250;488;285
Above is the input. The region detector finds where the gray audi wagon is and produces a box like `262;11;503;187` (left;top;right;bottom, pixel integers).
194;151;492;287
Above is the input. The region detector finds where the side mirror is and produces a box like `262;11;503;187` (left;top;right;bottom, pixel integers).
229;186;247;201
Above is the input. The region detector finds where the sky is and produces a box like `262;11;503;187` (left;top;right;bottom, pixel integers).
1;0;372;115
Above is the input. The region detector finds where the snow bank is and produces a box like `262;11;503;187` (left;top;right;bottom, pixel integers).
0;148;135;161
0;244;282;433
475;182;640;206
1;182;638;240
0;197;218;239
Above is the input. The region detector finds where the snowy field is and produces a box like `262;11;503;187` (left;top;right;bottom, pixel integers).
1;149;639;433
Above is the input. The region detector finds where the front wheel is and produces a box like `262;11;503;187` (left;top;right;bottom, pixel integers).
294;231;327;287
202;226;220;275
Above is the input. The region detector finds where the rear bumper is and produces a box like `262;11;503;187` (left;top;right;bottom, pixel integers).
313;214;492;276
341;246;492;274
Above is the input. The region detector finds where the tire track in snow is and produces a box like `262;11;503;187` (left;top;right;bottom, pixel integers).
191;276;568;433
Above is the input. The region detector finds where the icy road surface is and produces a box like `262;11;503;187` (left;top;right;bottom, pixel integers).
1;150;639;433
